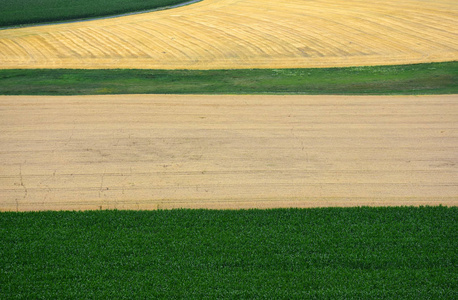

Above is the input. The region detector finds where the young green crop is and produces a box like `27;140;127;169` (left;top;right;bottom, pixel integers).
0;206;456;298
0;0;194;28
0;61;456;95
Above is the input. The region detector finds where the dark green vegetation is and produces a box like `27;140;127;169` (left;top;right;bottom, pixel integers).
0;61;456;95
0;0;193;28
0;206;456;298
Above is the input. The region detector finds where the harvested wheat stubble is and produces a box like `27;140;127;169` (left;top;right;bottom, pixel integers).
0;95;457;211
0;0;457;69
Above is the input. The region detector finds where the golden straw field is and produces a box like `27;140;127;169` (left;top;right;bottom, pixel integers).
0;0;457;69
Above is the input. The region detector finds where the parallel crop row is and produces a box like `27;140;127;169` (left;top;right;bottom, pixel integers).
0;0;457;69
0;207;456;298
0;0;192;28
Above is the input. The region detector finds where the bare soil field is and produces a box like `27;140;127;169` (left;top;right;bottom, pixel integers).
0;0;457;69
0;95;457;211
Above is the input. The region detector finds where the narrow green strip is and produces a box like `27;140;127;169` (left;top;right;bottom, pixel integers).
0;62;456;95
0;207;456;298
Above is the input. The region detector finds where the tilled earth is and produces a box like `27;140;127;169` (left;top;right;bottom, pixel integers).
0;95;457;211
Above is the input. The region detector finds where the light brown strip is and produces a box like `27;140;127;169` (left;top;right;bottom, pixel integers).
0;95;457;211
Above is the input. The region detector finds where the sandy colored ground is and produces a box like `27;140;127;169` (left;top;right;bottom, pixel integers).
0;94;457;211
0;0;457;69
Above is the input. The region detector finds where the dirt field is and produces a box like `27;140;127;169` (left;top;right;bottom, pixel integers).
1;0;457;69
0;95;456;211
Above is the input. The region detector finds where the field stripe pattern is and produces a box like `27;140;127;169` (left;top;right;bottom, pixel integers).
0;0;457;69
0;95;457;211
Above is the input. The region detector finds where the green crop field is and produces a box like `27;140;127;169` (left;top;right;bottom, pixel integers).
0;207;456;298
0;61;457;95
0;0;192;28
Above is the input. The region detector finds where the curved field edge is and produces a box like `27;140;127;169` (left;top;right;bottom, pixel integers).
0;206;456;298
0;61;457;95
1;0;456;70
0;0;197;28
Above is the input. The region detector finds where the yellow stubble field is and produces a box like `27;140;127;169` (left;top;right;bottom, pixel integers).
0;0;457;69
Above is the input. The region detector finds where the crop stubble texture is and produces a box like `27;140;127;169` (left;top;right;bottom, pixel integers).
0;0;457;69
0;95;457;211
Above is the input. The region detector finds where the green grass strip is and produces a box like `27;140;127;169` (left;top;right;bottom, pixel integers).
1;206;456;298
0;61;456;95
0;0;194;28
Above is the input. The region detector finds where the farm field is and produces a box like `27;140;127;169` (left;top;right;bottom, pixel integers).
0;94;457;211
1;207;456;298
0;1;457;297
0;0;192;28
0;0;457;70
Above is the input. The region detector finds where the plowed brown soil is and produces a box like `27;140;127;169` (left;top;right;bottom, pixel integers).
0;0;457;69
0;95;457;211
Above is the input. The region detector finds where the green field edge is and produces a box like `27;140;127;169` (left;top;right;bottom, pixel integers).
1;206;456;298
0;61;456;95
0;0;200;29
